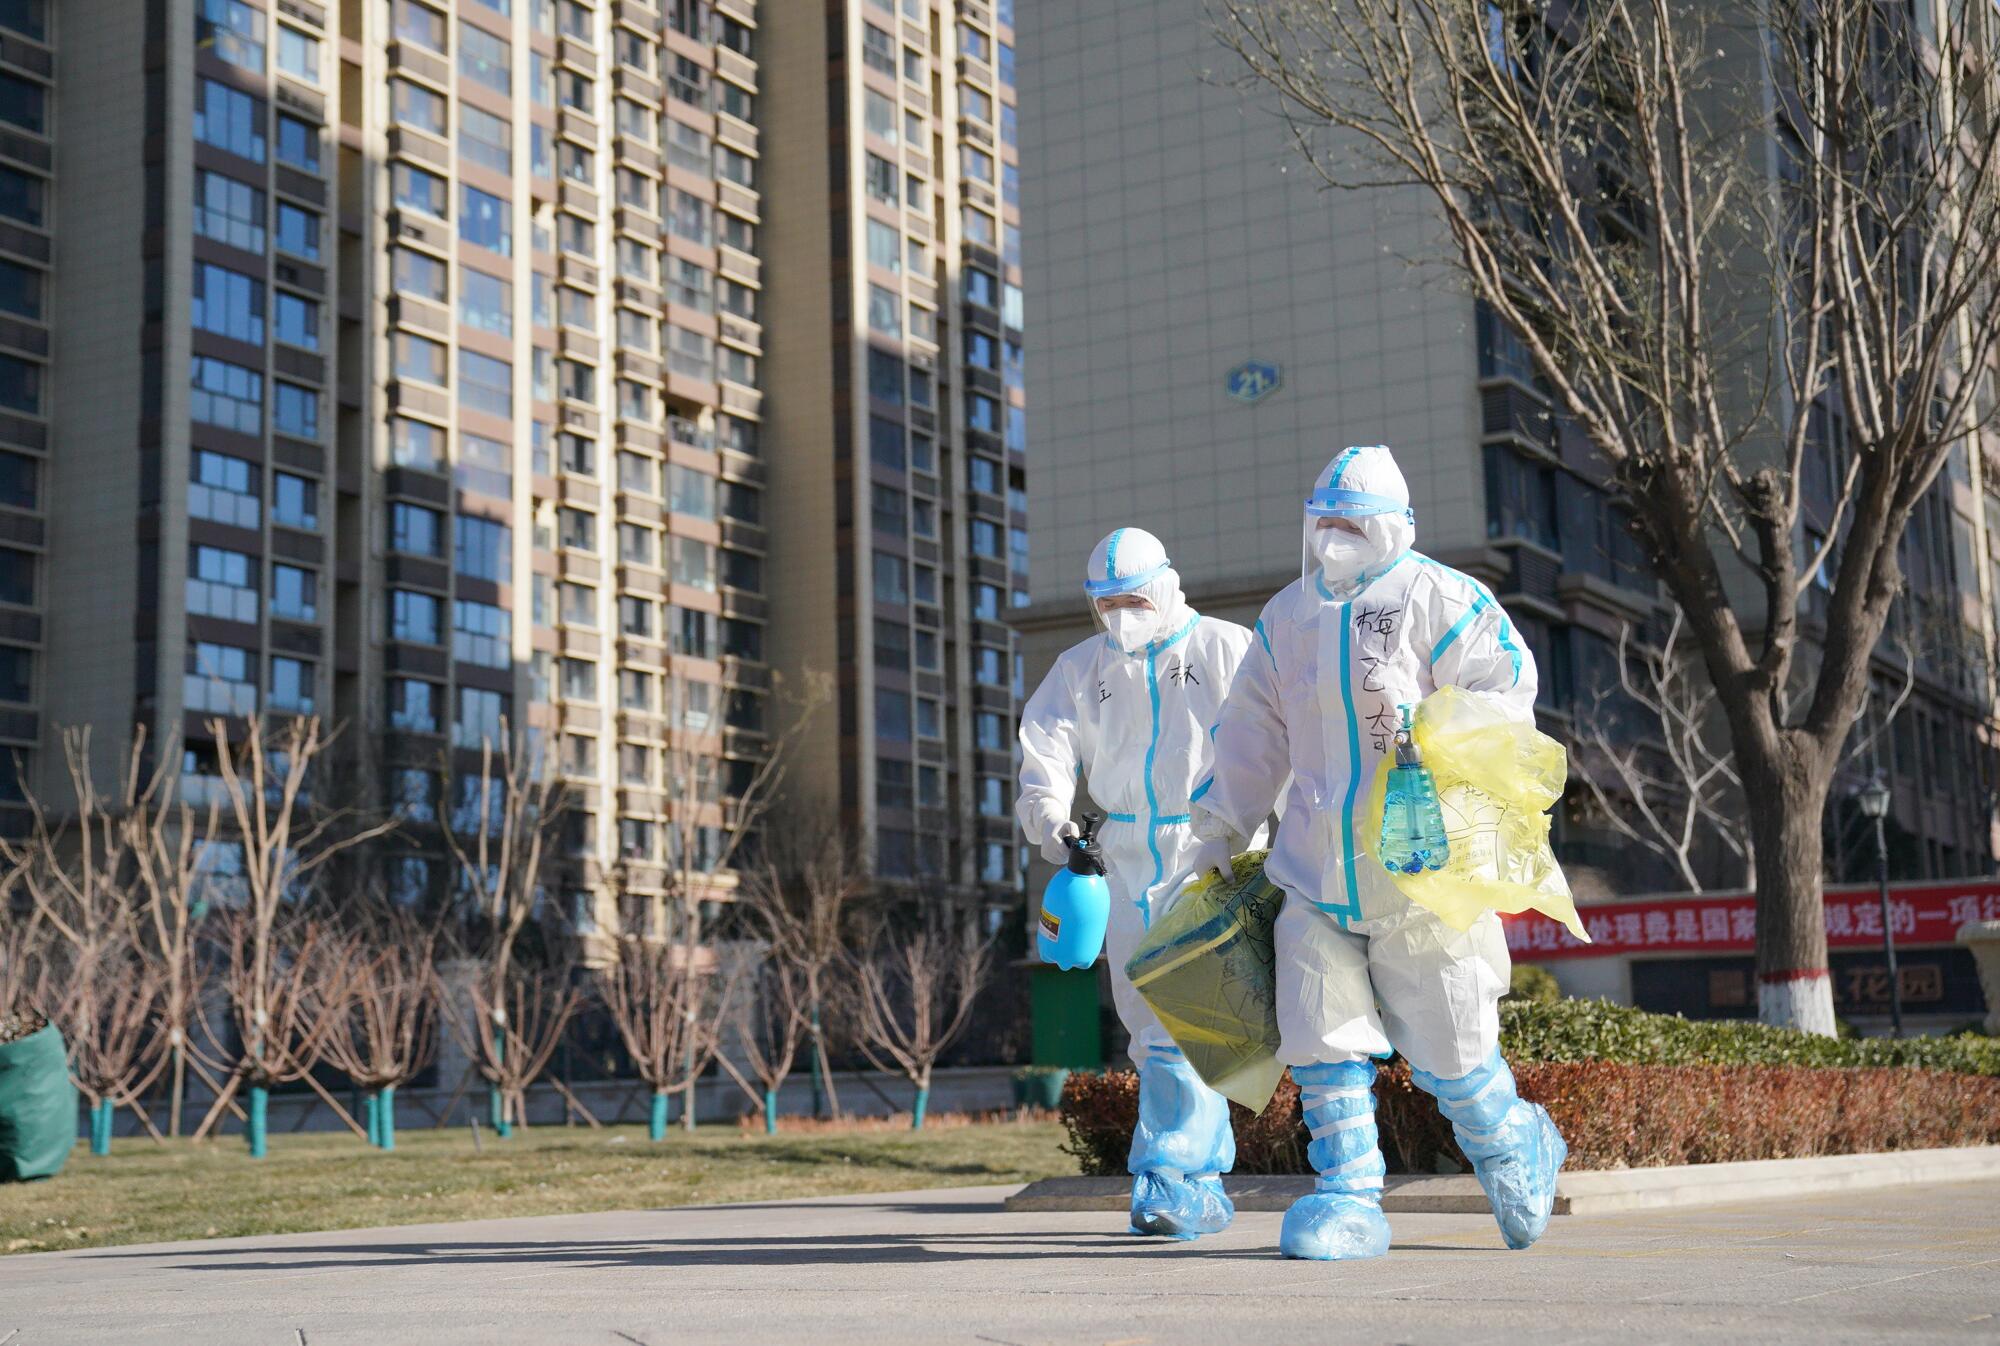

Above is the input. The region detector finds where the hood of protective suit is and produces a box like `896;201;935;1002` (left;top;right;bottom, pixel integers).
1303;445;1416;600
1085;527;1195;654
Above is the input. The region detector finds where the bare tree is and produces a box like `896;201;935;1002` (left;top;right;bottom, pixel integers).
200;714;397;1155
315;902;442;1151
728;812;870;1130
444;955;582;1135
649;669;832;1128
437;726;568;1136
844;908;991;1129
596;906;736;1140
1215;0;2000;1031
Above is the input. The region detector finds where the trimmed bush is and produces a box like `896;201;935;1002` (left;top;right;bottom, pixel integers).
1059;999;2000;1175
1500;998;2000;1076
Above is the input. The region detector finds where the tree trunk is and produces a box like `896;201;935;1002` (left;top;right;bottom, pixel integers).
380;1086;397;1151
763;1087;778;1134
168;1042;185;1139
911;1065;931;1131
247;1085;269;1158
649;1089;669;1141
1743;754;1837;1035
363;1090;380;1148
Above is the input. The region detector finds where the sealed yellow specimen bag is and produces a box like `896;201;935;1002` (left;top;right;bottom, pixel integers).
1360;686;1589;941
1123;852;1286;1112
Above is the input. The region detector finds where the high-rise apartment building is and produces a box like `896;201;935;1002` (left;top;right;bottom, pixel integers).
1016;3;1998;902
31;0;772;927
761;0;1027;904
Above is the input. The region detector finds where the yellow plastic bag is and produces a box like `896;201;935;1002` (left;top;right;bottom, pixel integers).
1124;851;1287;1113
1360;686;1589;942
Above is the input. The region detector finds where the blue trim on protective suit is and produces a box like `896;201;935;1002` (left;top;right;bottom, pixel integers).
1416;555;1522;687
1102;810;1139;823
1307;486;1405;517
1253;618;1276;671
1085;561;1169;598
1430;592;1492;663
1190;776;1213;803
1142;651;1163;929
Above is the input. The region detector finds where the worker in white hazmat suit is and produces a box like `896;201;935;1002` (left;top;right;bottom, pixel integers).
1186;446;1567;1261
1017;527;1256;1239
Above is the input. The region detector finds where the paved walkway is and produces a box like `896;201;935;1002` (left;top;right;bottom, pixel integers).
1;1179;1996;1344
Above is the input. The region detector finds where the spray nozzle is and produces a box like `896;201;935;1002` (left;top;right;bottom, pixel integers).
1065;812;1108;876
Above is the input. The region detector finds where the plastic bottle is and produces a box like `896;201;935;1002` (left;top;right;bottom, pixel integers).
1038;812;1110;969
1380;704;1451;875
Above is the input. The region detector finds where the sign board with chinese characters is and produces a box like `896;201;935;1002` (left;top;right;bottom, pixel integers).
1225;360;1282;405
1501;878;2000;960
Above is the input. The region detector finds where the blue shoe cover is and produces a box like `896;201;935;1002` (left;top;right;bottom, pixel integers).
1128;1171;1234;1239
1278;1191;1391;1261
1473;1102;1566;1250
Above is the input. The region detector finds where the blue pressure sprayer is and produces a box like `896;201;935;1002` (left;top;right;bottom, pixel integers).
1038;812;1110;969
1380;704;1451;875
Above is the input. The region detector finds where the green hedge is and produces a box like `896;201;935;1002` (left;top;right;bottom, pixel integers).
1500;998;2000;1076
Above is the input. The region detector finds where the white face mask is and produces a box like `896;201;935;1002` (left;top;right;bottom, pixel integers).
1103;608;1161;653
1312;528;1374;583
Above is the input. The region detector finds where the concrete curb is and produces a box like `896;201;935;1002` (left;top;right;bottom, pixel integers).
1003;1144;2000;1216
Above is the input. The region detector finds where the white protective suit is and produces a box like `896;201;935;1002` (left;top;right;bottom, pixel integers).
1191;446;1533;1080
1017;527;1256;1063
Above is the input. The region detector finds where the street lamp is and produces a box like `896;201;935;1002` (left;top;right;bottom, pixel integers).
1855;774;1903;1038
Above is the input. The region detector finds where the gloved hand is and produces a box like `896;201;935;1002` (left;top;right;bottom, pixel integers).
1178;832;1235;891
1042;820;1080;867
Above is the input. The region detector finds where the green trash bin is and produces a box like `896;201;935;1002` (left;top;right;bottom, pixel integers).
0;1019;77;1182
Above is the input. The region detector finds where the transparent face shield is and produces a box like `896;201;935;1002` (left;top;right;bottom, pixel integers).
1302;483;1408;596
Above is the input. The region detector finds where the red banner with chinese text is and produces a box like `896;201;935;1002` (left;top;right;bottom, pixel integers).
1501;880;2000;961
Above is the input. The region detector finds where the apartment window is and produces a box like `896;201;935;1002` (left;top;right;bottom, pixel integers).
274;292;319;350
876;688;911;742
967;392;1000;433
974;582;1003;622
395;0;447;50
965;330;997;370
668;464;716;520
1002;102;1016;146
618;451;657;495
715;145;754;189
872;483;906;536
0;452;35;511
190;356;261;433
962;85;992;123
394;163;448;217
970;518;1001;559
865;154;897;204
968;456;998;494
673;607;716;658
459;23;511;93
458;349;513;418
915;698;939;738
196;79;266;162
716;11;750;52
455;515;510;582
458;432;512;497
390;502;444;557
559;432;596;476
965;267;996;307
460;269;513;337
615;308;656;353
459;103;511;174
558;69;592;111
902;45;923;81
616;525;657;570
718;80;754;122
959;22;989;60
1003;283;1023;328
185;642;256;716
1483;445;1559;549
274;201;320;260
194;171;265;253
391;78;446;136
190;450;259;529
0;167;41;228
666;54;708;109
558;658;598;707
667;326;713;381
872;551;907;605
866;219;902;274
910;432;935;473
665;188;710;246
453;599;511;667
461;185;511;255
192;262;264;345
664;119;710;175
914;628;939;670
392;248;447;304
668;258;712;313
616;378;653;421
272;472;318;529
558;212;594;255
974;645;1004;686
912;498;936;538
877;758;913;811
961;145;994;184
999;42;1014;86
388;589;442;645
868;284;901;337
557;506;595;552
197;0;265;70
867;348;903;404
865;88;897;144
453;686;509;750
869;416;904;470
276;114;321;172
718;210;755;253
619;668;656;711
271;563;318;622
560;581;597;627
962;205;997;248
391;417;444;471
672;536;715;591
276;25;320;82
386;678;440;734
718;279;757;323
0;644;28;703
188;545;257;623
395;332;447;385
874;618;910;669
619;596;655;638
